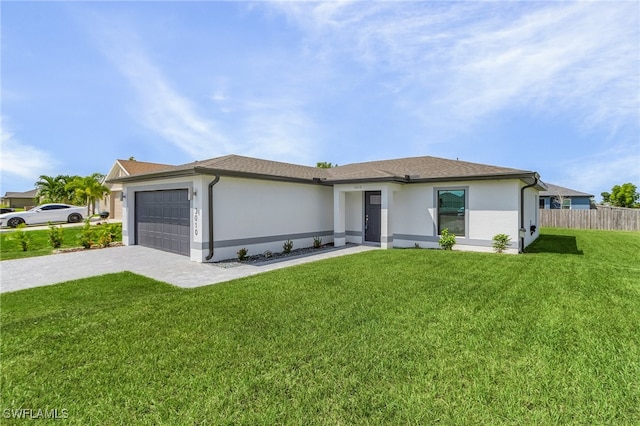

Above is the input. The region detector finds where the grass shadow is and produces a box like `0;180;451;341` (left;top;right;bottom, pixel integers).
526;234;584;255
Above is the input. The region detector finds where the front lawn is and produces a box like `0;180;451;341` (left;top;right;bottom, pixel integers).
0;223;122;261
1;228;639;423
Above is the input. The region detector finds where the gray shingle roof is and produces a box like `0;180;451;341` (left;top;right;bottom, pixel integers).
2;189;38;198
539;183;593;197
326;156;532;181
109;154;538;184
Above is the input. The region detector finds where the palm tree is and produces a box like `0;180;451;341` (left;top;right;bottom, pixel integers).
34;175;75;204
66;174;110;216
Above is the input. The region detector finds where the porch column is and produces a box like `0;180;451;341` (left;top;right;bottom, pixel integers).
333;189;346;247
381;186;393;249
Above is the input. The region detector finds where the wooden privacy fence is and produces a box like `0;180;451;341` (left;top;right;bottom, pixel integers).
540;207;640;231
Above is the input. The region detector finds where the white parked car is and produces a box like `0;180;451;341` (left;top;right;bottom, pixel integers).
0;204;85;228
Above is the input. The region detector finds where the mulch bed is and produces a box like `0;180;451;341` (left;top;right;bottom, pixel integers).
53;242;124;254
214;243;347;268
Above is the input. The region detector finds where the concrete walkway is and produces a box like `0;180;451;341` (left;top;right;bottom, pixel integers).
0;245;378;293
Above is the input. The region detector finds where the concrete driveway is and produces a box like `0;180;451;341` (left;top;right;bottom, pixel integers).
0;244;377;293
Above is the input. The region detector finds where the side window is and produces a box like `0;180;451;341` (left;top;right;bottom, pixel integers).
562;199;571;210
438;189;466;236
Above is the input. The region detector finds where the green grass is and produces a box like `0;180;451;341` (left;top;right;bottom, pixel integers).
0;224;122;261
1;228;639;424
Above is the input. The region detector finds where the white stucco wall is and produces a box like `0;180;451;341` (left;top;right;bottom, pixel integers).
392;179;523;253
522;185;540;249
209;177;334;262
345;192;363;244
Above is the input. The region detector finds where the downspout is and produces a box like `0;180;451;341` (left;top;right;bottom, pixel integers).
205;175;221;261
519;175;539;253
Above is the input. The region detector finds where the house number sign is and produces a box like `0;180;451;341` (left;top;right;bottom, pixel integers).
194;211;198;236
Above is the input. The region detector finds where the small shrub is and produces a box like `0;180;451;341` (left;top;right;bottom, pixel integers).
78;220;94;249
493;233;512;253
237;248;249;261
263;250;273;258
414;243;420;249
283;239;294;254
12;224;31;251
48;223;64;249
313;236;322;248
438;228;456;251
96;226;113;248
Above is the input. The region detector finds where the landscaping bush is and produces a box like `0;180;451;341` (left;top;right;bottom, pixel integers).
237;248;249;261
48;223;64;249
78;220;94;249
283;239;294;254
313;236;322;248
11;224;31;252
492;233;512;253
438;228;456;250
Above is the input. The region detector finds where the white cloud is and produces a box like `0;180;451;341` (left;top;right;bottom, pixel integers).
91;23;231;160
268;1;639;134
0;117;58;183
86;13;321;165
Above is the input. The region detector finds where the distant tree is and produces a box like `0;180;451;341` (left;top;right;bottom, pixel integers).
317;162;336;168
600;191;611;204
129;156;136;161
35;175;76;204
608;183;639;208
66;173;110;216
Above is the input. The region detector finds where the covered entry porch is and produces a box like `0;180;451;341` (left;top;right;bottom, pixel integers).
333;183;401;249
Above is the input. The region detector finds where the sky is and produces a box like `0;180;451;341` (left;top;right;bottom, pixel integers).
1;1;639;199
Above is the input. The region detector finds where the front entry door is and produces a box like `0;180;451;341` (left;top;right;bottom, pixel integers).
364;191;381;243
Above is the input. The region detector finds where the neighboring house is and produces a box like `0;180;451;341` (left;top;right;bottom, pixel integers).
109;154;546;262
539;183;593;210
1;189;38;209
99;159;173;220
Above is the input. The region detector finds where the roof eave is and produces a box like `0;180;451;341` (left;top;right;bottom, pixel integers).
327;172;542;185
193;167;326;185
108;167;328;186
107;169;199;184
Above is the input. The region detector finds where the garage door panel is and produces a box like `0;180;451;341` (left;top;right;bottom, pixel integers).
135;189;190;256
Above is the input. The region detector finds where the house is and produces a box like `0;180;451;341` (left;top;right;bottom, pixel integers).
109;154;546;262
1;189;38;209
539;183;593;210
99;159;173;219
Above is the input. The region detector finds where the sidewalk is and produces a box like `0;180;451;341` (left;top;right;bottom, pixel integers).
0;244;378;293
0;217;121;233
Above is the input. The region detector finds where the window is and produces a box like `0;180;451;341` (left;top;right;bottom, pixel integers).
41;205;69;211
539;198;546;209
562;199;571;209
438;189;465;236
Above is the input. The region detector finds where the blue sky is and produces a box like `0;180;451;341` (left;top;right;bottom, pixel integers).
2;1;639;199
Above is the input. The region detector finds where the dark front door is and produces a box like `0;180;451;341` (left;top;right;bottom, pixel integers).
364;191;381;243
135;189;190;256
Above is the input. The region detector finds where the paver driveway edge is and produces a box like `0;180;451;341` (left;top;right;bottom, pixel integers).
0;245;378;293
